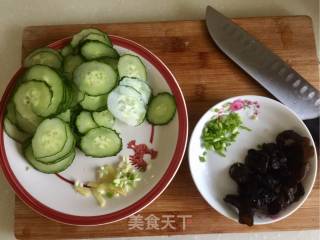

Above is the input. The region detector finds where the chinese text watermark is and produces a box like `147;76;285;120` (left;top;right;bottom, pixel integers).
128;214;192;231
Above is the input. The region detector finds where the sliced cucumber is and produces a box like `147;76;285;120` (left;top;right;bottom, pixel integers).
80;94;108;111
6;28;159;173
24;65;65;116
4;117;31;143
92;110;115;128
15;110;40;134
24;144;75;174
80;33;111;46
73;61;117;96
71;28;112;48
60;84;70;111
118;54;147;81
6;101;17;125
13;80;52;117
66;83;78;109
80;127;122;157
107;85;146;126
61;44;73;57
76;88;85;103
25;47;62;61
32;118;68;160
60;81;82;111
80;41;119;60
97;57;119;71
76;111;98;134
36;125;75;163
120;77;151;104
56;109;71;122
13;81;45;134
65;83;83;108
63;54;84;80
147;92;176;125
69;106;82;136
24;50;62;69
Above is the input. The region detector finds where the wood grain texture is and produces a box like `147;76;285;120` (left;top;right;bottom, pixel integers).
15;16;319;239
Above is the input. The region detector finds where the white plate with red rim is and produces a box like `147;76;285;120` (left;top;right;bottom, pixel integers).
0;36;188;225
188;95;317;225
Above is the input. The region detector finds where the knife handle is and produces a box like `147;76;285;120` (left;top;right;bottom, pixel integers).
303;117;319;148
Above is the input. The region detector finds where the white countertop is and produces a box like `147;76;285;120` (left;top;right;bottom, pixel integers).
0;0;319;239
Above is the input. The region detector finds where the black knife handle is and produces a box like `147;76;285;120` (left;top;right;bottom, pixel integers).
303;117;319;148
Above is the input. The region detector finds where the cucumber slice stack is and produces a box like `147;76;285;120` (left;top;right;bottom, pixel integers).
76;111;98;134
74;110;118;157
23;47;63;69
118;54;147;80
107;55;152;126
4;27;177;174
75;109;115;135
6;64;74;138
71;28;112;48
63;54;84;80
24;144;76;174
81;41;119;60
120;77;151;104
4;117;31;143
107;85;147;126
25;118;76;173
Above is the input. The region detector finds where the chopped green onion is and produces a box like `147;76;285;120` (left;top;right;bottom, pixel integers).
199;155;206;162
106;191;114;198
200;112;250;158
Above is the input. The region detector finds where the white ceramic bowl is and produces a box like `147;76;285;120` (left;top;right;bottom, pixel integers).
0;36;188;225
188;95;317;225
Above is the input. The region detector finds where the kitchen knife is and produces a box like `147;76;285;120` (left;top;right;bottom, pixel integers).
205;6;319;144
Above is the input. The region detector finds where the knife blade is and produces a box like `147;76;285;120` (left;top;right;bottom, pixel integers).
205;6;320;119
205;6;319;143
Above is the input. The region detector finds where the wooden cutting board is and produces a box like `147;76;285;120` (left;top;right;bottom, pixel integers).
15;16;319;239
